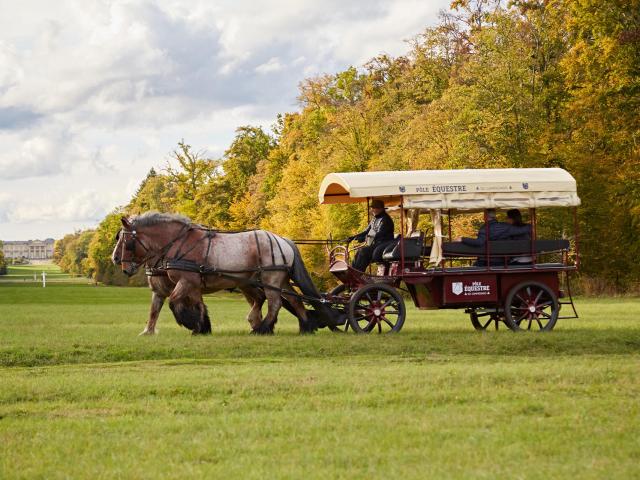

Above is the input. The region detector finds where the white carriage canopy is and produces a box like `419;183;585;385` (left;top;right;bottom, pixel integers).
318;168;580;210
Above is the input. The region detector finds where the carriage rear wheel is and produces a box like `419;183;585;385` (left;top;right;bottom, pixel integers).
348;283;406;334
469;310;504;331
504;281;559;332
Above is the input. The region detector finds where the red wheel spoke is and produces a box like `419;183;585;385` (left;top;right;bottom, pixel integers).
382;318;395;328
534;289;544;304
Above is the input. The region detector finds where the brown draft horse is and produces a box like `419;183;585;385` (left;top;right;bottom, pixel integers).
111;212;332;334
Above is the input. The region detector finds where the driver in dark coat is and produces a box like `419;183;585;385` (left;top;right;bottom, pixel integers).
348;199;395;272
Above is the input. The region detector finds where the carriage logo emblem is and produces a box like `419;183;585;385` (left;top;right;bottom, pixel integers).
452;282;463;295
399;185;406;193
522;182;529;190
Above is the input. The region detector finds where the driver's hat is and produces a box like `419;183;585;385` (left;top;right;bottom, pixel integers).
370;199;385;209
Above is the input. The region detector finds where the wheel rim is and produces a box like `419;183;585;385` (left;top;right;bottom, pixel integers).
351;289;402;333
508;285;556;331
471;311;502;330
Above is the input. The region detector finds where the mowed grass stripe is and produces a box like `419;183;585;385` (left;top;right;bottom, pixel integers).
1;357;638;479
1;284;639;367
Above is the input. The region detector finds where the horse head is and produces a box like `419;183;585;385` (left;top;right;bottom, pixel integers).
111;216;145;276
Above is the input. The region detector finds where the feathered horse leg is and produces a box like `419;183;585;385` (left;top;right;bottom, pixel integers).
168;276;211;335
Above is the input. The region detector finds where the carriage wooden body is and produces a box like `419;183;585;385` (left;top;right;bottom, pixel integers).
318;168;580;332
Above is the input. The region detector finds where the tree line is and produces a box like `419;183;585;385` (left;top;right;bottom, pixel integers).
54;0;640;291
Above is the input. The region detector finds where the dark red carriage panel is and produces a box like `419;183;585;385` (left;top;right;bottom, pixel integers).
404;277;442;309
442;275;498;305
499;272;560;299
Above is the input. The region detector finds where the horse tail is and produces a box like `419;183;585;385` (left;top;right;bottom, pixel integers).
284;239;341;328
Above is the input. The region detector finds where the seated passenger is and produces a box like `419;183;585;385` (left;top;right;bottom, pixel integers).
348;199;395;272
456;209;531;266
506;209;532;264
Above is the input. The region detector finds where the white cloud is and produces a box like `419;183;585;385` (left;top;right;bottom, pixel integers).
0;188;116;230
255;57;283;74
0;0;450;240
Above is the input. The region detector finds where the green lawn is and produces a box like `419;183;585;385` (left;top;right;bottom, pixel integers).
0;283;639;479
0;263;83;284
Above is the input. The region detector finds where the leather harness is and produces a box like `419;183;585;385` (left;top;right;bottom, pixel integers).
119;224;322;302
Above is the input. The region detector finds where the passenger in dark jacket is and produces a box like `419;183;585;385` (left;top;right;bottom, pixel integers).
460;209;531;266
461;210;531;246
506;209;530;240
506;209;532;263
349;199;395;272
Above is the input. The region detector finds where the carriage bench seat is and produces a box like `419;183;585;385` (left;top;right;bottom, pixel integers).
382;237;431;262
442;239;570;257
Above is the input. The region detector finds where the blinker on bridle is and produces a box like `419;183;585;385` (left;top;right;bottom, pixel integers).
118;229;151;275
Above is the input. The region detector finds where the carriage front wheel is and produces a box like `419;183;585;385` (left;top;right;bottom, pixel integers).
327;284;352;332
348;283;406;334
504;281;559;332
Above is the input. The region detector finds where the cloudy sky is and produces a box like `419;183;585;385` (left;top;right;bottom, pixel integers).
0;0;449;240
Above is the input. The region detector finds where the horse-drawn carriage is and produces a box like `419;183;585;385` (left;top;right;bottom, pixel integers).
113;168;580;335
317;168;580;332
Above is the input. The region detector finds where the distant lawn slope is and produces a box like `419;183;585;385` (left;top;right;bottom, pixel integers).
0;263;86;284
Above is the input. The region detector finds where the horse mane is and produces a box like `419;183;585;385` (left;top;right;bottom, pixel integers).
131;211;192;229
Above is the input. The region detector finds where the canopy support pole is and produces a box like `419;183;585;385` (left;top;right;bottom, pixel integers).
399;197;405;274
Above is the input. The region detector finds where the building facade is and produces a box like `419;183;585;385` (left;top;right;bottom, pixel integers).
2;239;55;260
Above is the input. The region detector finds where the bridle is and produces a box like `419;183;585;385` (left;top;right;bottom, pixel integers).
117;223;192;275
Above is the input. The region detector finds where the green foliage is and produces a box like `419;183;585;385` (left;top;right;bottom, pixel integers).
74;0;639;288
54;230;95;277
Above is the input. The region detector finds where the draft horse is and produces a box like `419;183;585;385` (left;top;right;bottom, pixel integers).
111;212;328;335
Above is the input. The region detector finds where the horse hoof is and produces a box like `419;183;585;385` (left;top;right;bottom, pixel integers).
139;329;157;336
252;322;274;335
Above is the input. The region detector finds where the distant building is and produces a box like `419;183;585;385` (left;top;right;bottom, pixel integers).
2;239;55;260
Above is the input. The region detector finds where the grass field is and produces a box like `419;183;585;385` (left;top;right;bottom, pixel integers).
0;263;83;284
1;279;639;479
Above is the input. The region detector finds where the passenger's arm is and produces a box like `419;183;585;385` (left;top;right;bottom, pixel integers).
461;227;486;247
507;224;532;238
